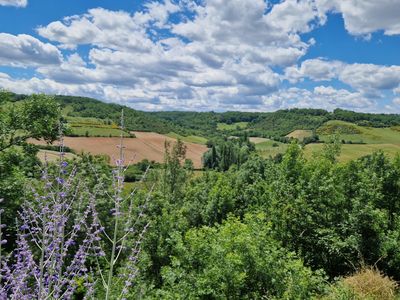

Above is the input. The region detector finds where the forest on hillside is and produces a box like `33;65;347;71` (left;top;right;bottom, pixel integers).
9;93;400;139
1;92;400;299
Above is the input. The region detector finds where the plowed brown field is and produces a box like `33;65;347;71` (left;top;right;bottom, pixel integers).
30;132;208;168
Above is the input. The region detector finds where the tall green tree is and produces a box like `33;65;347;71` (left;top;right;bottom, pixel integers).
161;139;189;200
0;91;61;250
0;91;60;151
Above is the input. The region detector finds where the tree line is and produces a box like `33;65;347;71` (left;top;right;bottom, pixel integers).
9;93;400;140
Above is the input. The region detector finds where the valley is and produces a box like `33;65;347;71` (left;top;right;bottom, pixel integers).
30;95;400;166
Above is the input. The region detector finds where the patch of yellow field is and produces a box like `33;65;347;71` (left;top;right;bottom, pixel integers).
285;130;313;141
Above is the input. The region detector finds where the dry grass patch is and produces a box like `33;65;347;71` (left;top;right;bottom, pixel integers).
37;150;76;162
343;268;397;300
286;129;313;141
324;267;398;300
249;137;270;144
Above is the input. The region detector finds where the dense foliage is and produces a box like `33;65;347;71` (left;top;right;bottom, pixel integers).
125;141;400;298
0;91;60;151
150;111;220;137
333;108;400;127
55;95;185;134
248;108;330;137
0;91;61;251
158;214;324;299
203;135;256;171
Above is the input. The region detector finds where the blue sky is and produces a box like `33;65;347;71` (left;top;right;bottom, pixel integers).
0;0;400;112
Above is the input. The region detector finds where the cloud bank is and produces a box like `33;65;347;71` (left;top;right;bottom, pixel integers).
0;0;399;112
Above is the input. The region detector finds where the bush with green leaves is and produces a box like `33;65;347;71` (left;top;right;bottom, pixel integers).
203;135;256;171
157;214;325;299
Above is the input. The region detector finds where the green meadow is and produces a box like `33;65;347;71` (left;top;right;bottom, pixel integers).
166;132;208;144
305;143;400;162
256;140;288;158
69;126;132;137
318;120;400;144
217;122;249;131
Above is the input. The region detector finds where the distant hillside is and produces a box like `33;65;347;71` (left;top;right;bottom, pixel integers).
10;93;400;139
153;108;400;139
150;111;220;137
247;108;330;137
333;108;400;127
55;95;186;134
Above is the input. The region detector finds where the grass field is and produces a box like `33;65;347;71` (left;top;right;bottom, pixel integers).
318;120;400;144
286;130;313;141
256;119;400;161
317;120;361;135
217;122;249;131
166;132;208;144
70;126;131;137
66;116;113;126
37;150;76;162
65;116;131;137
304;143;400;162
249;137;270;144
256;141;400;162
256;140;288;158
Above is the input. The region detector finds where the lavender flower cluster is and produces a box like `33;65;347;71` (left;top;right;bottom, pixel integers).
0;124;151;299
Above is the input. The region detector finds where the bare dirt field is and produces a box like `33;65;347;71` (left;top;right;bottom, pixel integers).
31;131;208;168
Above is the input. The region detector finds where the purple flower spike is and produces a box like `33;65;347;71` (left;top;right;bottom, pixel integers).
20;224;29;231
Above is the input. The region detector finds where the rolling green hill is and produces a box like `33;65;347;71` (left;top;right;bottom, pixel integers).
15;95;331;139
56;95;185;134
305;143;400;162
247;108;330;137
10;93;400;148
318;120;400;144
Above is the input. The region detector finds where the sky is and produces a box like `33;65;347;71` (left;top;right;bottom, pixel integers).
0;0;400;113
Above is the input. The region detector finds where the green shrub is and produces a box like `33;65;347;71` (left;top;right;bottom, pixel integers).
159;214;325;299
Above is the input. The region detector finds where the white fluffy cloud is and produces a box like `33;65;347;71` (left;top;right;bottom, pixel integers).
171;0;314;66
1;0;400;111
285;58;344;83
266;0;327;33
0;72;95;96
319;0;400;36
263;86;374;112
36;0;315;108
285;59;400;98
0;33;61;67
393;98;400;105
0;0;27;7
340;64;400;91
37;8;155;51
